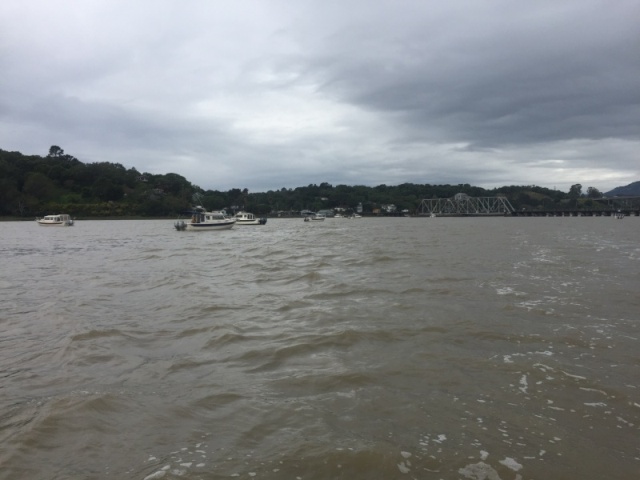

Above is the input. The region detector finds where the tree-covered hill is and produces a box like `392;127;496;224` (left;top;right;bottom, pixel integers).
605;181;640;197
0;146;622;218
0;147;198;217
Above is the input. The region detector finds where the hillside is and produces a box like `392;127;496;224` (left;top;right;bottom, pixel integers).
0;146;635;218
605;181;640;197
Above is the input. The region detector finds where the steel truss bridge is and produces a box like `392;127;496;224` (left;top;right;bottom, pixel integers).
597;196;640;210
417;193;515;216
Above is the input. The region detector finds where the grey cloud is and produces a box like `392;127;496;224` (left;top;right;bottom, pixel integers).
0;0;638;193
293;1;640;148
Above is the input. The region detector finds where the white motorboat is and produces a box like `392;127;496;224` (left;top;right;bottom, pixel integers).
175;207;236;231
235;211;267;225
304;214;326;222
36;214;74;226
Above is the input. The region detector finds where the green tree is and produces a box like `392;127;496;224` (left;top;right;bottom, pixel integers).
23;172;56;201
569;184;582;198
93;177;124;201
586;186;602;198
0;178;20;215
48;145;64;157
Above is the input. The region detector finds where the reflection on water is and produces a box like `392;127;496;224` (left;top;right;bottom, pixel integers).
0;218;638;479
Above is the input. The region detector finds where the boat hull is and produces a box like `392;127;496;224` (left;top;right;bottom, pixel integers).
36;214;74;226
181;220;235;231
175;207;236;231
235;219;267;225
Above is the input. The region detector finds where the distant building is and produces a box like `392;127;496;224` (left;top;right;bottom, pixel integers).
382;204;397;213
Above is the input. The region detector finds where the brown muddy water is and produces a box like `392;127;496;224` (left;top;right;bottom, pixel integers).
0;217;638;479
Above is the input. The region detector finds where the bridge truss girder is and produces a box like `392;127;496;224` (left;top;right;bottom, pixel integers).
596;196;640;209
418;196;515;216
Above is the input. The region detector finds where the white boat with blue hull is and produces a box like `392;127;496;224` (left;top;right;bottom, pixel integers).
175;207;236;231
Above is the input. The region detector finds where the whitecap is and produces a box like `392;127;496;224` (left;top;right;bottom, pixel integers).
534;351;553;356
143;471;166;480
561;370;587;380
499;457;523;471
579;387;607;396
458;462;501;480
519;375;528;394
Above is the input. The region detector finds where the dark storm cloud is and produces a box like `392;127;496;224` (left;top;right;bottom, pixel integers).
294;0;640;148
0;0;638;192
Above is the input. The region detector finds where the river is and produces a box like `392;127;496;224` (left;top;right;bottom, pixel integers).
0;217;638;479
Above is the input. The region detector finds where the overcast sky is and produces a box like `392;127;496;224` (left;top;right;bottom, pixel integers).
1;0;638;193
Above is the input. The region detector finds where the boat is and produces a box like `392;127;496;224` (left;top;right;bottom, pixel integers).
36;214;74;226
615;212;625;219
234;211;267;225
304;214;326;222
174;207;236;231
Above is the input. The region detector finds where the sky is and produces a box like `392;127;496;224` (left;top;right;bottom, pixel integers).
1;0;639;194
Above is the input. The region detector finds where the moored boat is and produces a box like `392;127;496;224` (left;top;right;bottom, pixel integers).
175;207;236;231
36;214;74;226
235;211;267;225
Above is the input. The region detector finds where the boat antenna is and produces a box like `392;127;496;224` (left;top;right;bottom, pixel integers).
192;192;204;206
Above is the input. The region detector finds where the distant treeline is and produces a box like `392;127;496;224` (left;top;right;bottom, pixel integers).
0;146;613;218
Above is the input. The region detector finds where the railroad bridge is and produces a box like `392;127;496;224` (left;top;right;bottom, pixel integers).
511;195;640;217
417;193;515;216
417;194;640;217
511;209;639;217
